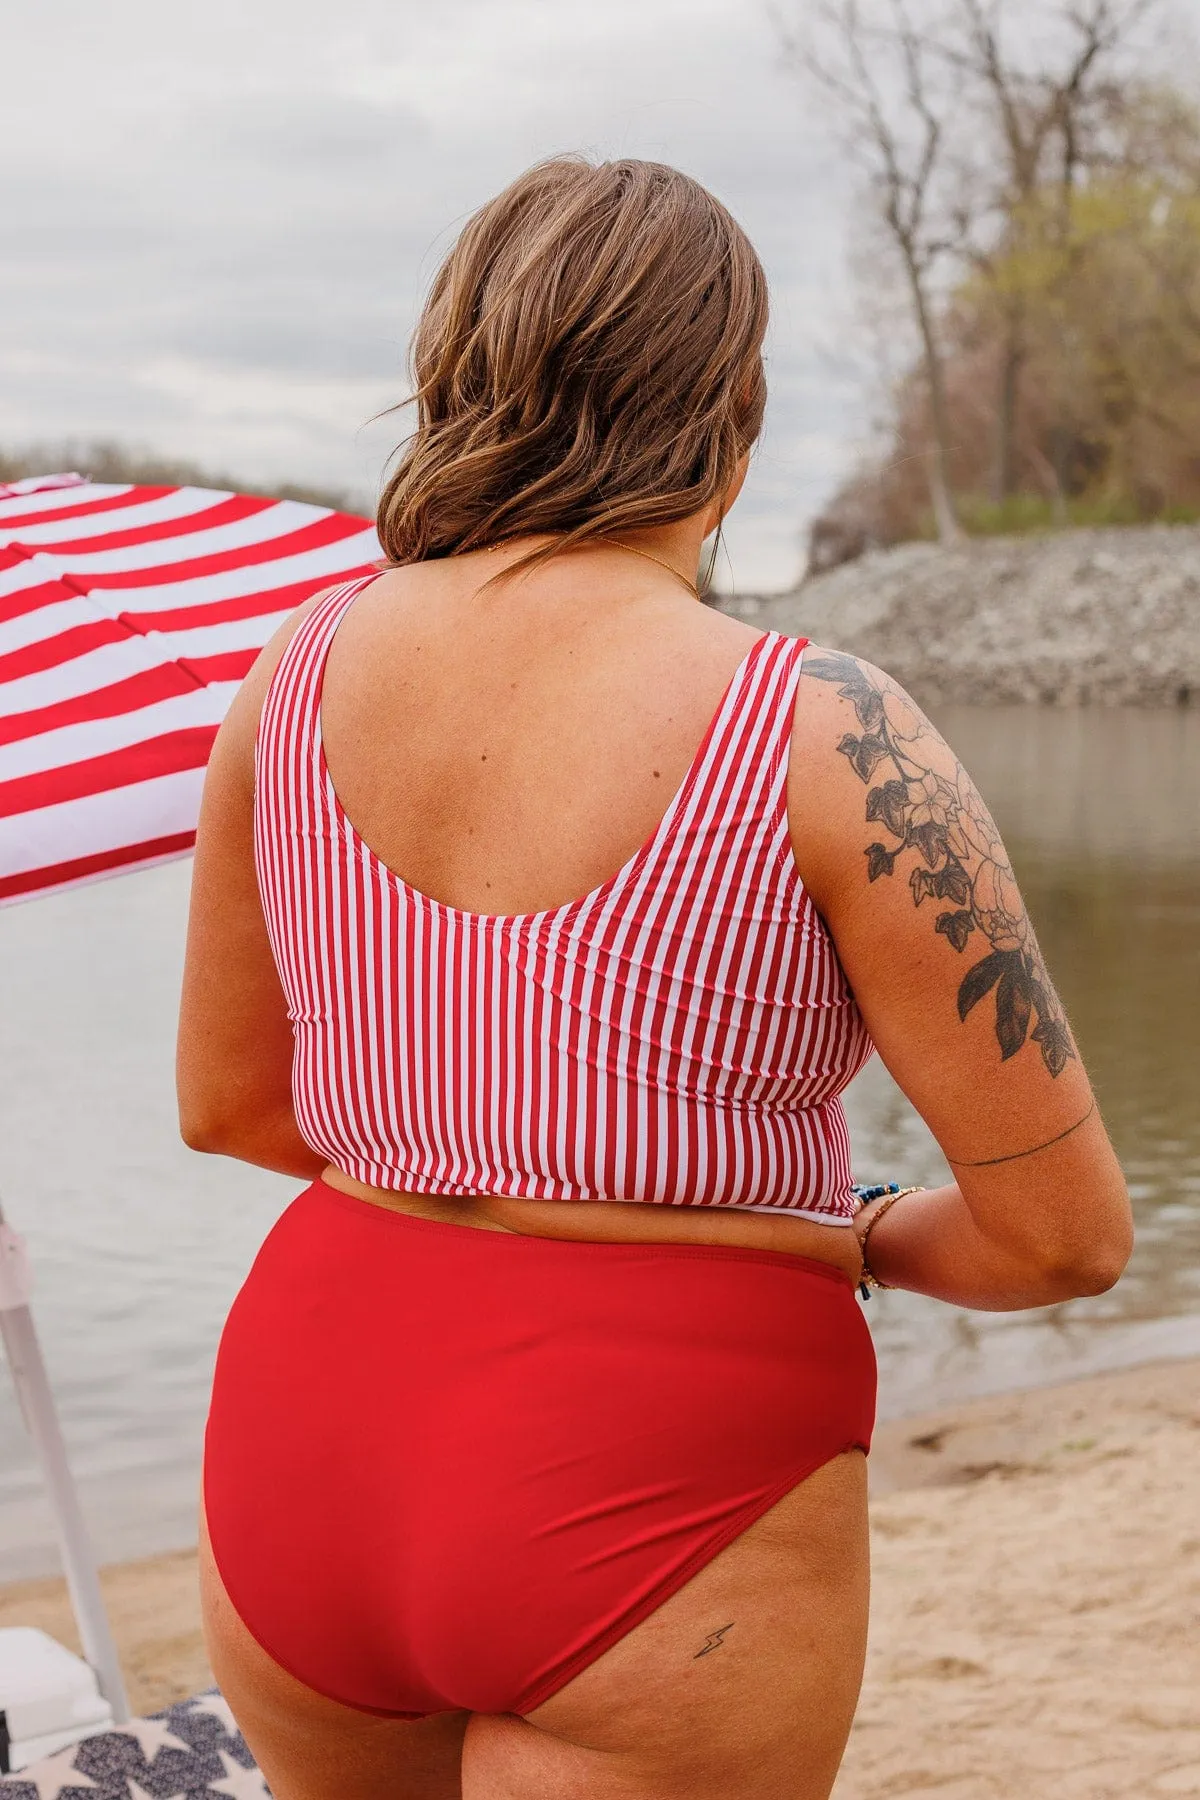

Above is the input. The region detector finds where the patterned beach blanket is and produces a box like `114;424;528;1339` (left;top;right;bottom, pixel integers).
0;1691;267;1798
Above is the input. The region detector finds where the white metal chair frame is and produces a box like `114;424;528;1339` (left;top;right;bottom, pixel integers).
0;1199;129;1720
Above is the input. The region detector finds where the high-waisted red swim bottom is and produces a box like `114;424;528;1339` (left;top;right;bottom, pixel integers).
203;1178;876;1718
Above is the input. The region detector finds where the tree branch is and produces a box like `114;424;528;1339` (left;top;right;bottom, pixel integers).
774;0;966;540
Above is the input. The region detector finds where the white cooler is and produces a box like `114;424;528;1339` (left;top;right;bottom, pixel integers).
0;1628;114;1772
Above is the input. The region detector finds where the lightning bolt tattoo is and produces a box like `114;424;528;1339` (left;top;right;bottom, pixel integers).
693;1623;735;1659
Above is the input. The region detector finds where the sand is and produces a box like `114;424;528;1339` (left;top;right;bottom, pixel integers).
0;1545;211;1721
844;1358;1200;1799
3;1358;1197;1797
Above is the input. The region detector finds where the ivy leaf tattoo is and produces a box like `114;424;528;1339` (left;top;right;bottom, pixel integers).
935;909;975;952
866;780;908;838
839;732;889;782
806;653;1076;1078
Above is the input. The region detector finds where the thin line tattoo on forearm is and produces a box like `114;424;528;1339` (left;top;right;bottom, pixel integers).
948;1098;1096;1166
805;653;1076;1078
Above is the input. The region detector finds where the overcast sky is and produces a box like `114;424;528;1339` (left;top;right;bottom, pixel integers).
1;0;867;589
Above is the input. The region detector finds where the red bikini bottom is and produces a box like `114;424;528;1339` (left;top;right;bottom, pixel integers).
203;1178;876;1718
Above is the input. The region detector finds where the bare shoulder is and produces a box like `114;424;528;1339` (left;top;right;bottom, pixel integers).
788;644;953;875
792;644;934;778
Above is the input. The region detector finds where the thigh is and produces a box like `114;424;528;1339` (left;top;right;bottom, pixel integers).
464;1450;870;1800
199;1512;468;1800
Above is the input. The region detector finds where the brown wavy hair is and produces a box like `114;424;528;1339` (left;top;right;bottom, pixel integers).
376;157;768;568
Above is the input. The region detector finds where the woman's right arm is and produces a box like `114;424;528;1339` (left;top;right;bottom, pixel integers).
788;648;1133;1311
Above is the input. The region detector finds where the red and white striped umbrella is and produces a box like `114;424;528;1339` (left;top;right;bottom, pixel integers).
0;471;379;1729
0;471;379;906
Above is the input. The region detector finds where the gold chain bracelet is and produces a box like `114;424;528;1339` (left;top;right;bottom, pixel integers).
856;1186;925;1297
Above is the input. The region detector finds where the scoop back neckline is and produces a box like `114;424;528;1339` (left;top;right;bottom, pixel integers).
313;601;775;929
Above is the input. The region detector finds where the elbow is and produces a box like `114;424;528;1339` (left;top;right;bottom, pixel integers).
1073;1236;1134;1297
176;1056;230;1154
1032;1225;1134;1302
177;1090;319;1179
178;1110;224;1155
178;1095;238;1157
1049;1254;1126;1301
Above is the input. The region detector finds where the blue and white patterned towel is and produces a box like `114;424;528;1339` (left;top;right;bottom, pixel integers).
0;1690;267;1798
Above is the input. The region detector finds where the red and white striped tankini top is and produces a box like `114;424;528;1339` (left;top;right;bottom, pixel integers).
254;576;875;1222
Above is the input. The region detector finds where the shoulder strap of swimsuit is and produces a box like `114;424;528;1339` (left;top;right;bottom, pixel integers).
255;574;377;797
642;630;809;908
701;630;809;817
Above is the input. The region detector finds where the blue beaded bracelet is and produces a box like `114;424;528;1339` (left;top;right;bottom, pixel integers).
851;1183;924;1299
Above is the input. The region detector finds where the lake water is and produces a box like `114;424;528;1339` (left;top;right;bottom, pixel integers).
1;705;1197;1581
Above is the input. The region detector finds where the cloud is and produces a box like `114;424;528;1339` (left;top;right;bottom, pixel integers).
0;0;865;586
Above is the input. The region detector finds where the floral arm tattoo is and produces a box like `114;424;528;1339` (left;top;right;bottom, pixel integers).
805;653;1076;1078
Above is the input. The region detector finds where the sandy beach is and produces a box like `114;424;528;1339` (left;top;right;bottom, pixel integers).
3;1358;1197;1797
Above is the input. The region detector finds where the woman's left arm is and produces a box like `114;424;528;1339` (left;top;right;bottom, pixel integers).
176;602;328;1178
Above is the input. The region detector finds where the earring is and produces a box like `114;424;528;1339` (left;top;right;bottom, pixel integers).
700;520;724;600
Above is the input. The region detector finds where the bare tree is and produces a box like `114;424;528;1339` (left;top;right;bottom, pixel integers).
948;0;1162;502
775;0;966;543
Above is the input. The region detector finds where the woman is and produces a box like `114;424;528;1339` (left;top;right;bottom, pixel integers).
178;158;1133;1800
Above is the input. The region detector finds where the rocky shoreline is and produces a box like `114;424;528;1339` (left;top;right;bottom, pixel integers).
718;524;1200;707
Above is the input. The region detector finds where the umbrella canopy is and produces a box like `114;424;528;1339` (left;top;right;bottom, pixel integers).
0;472;379;906
0;472;379;1725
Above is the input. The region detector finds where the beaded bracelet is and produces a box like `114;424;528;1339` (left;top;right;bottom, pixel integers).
851;1183;925;1299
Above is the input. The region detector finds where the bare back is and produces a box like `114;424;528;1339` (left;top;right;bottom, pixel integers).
318;552;765;919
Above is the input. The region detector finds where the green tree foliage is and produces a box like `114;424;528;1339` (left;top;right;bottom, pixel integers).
811;80;1200;566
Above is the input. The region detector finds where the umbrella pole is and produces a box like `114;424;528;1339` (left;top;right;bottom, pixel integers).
0;1203;130;1723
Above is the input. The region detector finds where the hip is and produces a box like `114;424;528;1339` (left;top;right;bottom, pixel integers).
204;1176;877;1716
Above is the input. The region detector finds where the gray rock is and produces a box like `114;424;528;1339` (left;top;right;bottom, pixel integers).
717;525;1200;706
